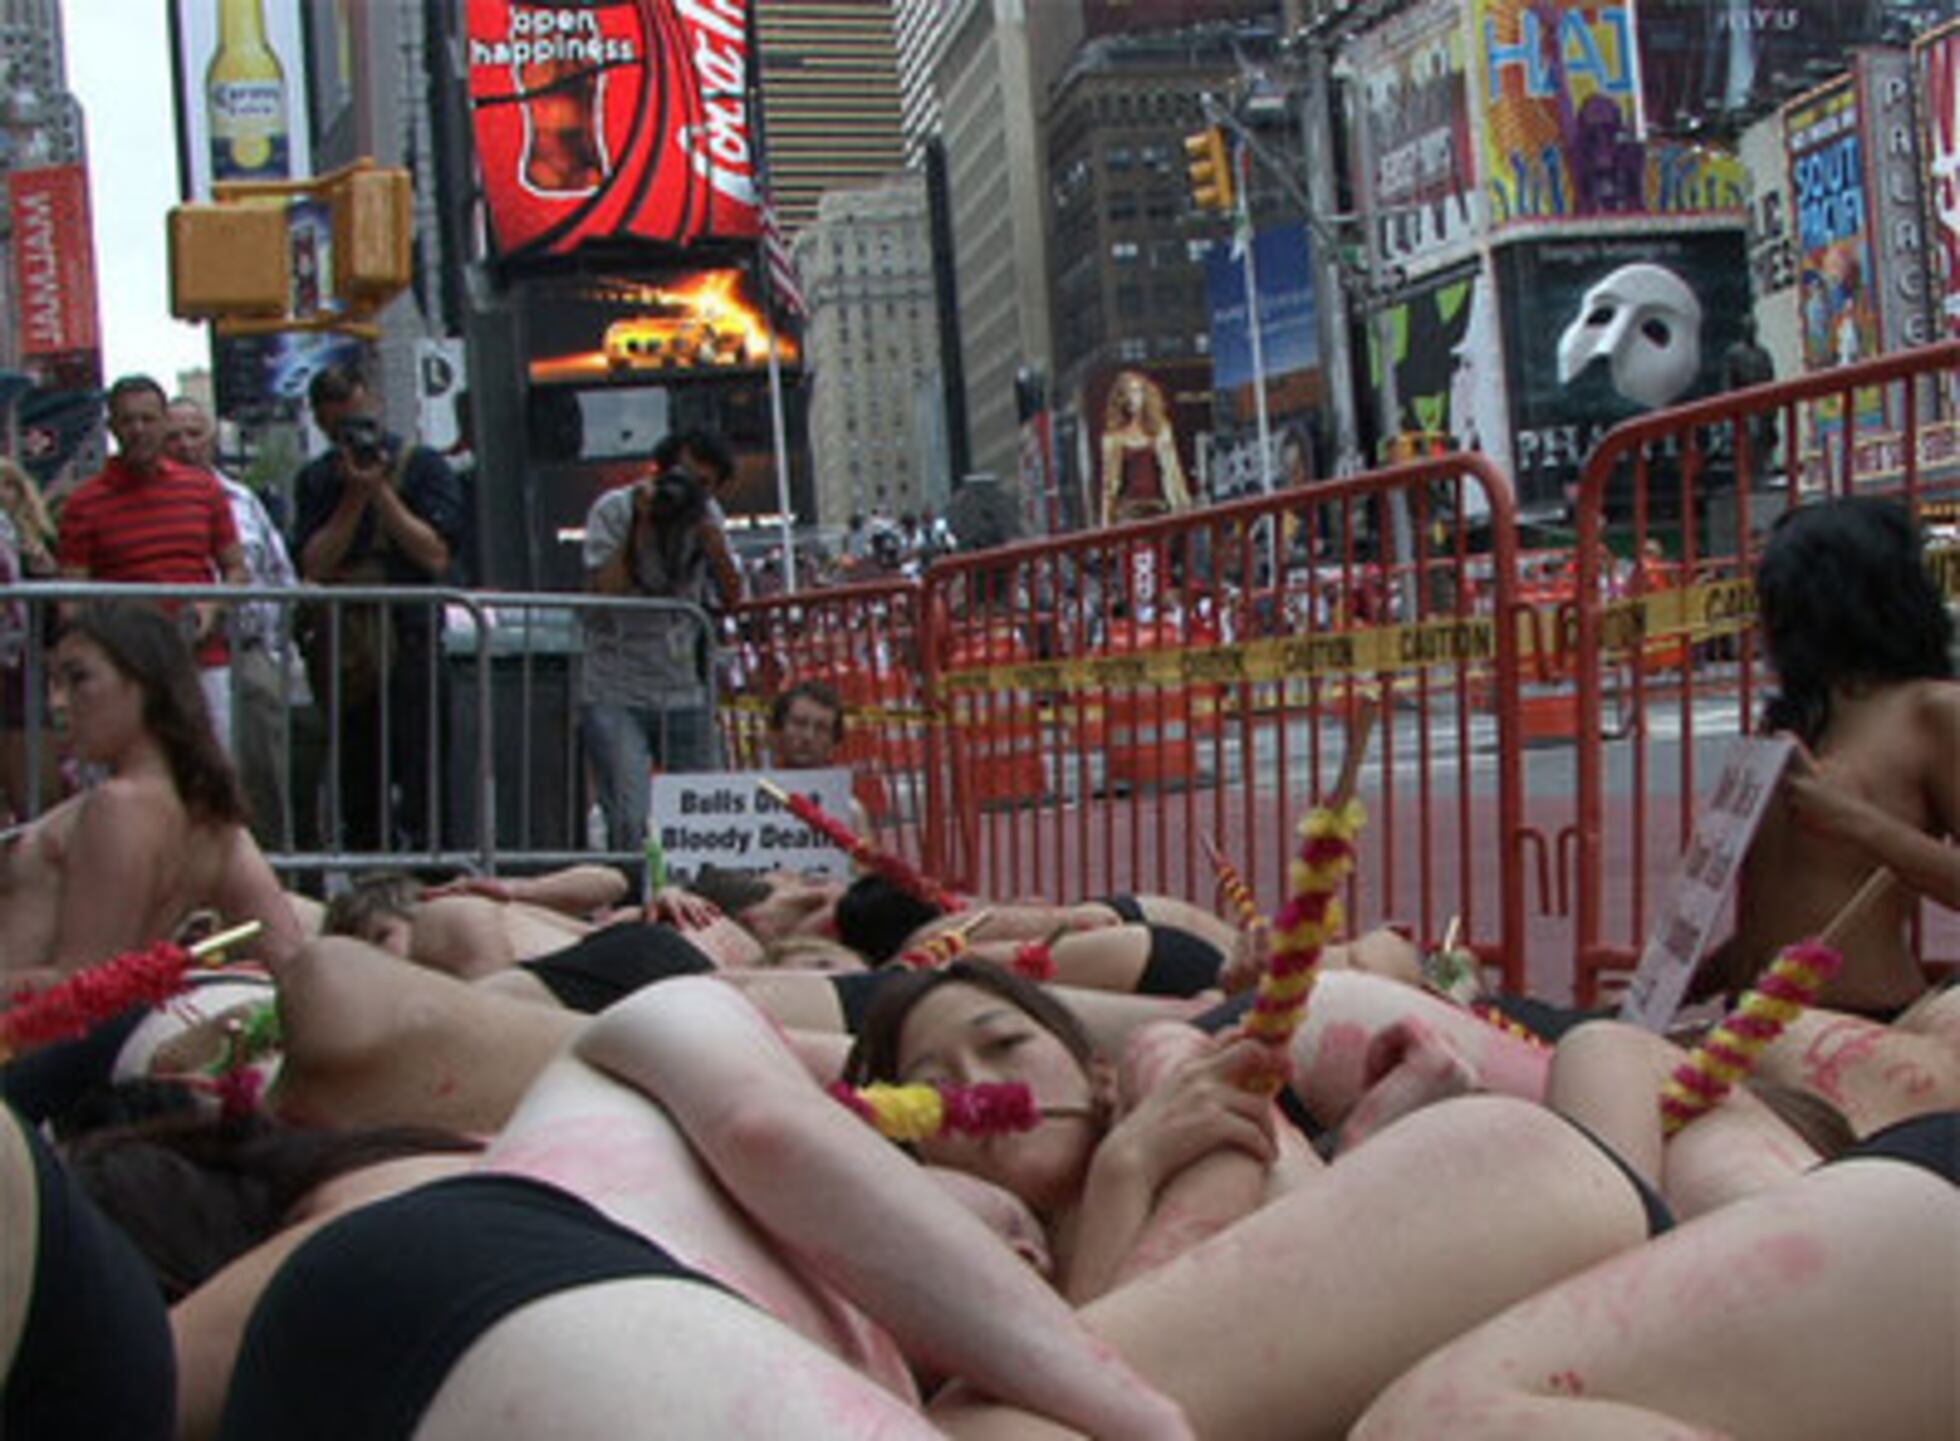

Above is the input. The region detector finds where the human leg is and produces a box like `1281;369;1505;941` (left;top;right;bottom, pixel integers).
933;1095;1652;1441
653;701;719;774
580;701;653;854
1355;1157;1959;1441
417;1278;945;1441
231;645;291;850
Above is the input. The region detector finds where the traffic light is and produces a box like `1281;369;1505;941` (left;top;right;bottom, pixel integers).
167;159;413;337
1184;125;1235;215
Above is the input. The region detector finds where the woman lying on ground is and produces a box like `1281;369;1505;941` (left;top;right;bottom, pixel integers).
1702;496;1960;1018
1353;1010;1958;1439
215;972;1648;1441
0;600;300;990
218;972;1194;1440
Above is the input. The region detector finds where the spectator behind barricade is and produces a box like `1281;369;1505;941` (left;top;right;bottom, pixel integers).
166;397;305;853
290;363;466;855
581;429;742;863
0;458;57;579
768;679;846;770
57;375;246;753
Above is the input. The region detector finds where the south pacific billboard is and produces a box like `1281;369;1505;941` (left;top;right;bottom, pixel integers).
1347;0;1481;274
1474;0;1746;233
1785;73;1885;434
464;0;765;262
1495;229;1752;512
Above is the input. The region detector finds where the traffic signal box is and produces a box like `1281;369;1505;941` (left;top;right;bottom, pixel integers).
1183;126;1235;215
169;159;414;339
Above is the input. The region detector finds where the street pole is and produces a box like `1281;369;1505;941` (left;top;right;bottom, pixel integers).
1236;139;1273;498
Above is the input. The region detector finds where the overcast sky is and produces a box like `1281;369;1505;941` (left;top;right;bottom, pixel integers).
68;4;208;386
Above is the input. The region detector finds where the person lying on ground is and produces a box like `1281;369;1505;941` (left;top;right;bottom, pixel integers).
0;600;300;994
216;973;1648;1441
217;973;1195;1441
1353;1011;1958;1439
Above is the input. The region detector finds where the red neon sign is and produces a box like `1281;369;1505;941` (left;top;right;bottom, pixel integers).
465;0;762;260
9;165;100;359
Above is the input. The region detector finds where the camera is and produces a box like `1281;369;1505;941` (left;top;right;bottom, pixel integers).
336;415;387;469
645;465;708;527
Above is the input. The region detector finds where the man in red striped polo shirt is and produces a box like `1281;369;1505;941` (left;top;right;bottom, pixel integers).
57;375;247;749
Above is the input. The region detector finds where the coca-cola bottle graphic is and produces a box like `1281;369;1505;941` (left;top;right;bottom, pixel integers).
518;56;608;194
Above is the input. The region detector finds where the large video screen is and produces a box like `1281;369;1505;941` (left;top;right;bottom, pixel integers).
465;0;764;261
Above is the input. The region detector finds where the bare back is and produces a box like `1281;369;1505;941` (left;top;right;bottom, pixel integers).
1725;680;1960;1013
0;780;294;980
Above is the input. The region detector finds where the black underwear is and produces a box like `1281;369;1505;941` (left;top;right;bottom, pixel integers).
3;1100;176;1440
1830;1111;1958;1185
1101;894;1146;924
1137;926;1225;997
518;922;715;1013
219;1172;736;1441
1562;1114;1675;1237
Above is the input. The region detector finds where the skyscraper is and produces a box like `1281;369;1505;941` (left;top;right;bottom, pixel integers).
796;172;941;523
756;2;906;232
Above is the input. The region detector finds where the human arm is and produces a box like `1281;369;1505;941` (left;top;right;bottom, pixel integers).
1063;1028;1281;1304
696;505;744;610
574;978;1191;1439
585;484;647;596
1157;430;1191;511
1100;437;1122;527
425;864;631;917
1780;694;1960;912
296;458;372;581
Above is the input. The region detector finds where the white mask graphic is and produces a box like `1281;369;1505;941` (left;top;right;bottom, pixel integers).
1556;263;1703;409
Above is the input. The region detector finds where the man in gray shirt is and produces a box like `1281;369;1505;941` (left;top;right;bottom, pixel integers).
581;429;743;856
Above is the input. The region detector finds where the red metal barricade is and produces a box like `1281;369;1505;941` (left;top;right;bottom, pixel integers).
922;453;1538;995
1566;340;1960;1005
722;578;933;850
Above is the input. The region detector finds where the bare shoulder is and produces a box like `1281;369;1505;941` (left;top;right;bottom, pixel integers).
1908;678;1960;735
69;775;179;852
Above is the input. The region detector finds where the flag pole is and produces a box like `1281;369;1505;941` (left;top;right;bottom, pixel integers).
763;291;797;587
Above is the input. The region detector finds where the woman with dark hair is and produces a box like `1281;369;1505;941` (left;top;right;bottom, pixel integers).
1705;496;1959;1017
0;599;300;986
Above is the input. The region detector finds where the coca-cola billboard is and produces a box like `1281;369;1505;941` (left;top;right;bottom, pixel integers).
8;164;101;362
466;0;763;260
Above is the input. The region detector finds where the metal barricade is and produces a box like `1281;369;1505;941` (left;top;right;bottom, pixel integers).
921;453;1538;994
1567;340;1960;1004
0;582;714;888
721;578;933;850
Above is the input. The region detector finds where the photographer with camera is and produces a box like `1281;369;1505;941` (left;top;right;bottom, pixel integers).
581;429;742;866
292;363;468;856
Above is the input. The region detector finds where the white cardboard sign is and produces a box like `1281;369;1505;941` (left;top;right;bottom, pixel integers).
649;769;858;881
1619;735;1795;1031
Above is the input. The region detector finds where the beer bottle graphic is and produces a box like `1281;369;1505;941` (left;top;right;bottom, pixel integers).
518;55;607;194
208;0;288;182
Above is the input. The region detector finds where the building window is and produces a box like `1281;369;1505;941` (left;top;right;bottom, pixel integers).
1106;145;1133;172
1187;239;1214;263
1111;240;1140;263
